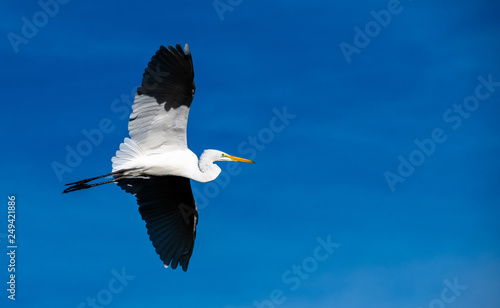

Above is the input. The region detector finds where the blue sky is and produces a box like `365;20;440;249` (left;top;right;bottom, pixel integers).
1;1;499;307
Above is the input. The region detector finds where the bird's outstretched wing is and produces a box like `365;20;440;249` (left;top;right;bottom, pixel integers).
129;44;195;152
117;176;198;271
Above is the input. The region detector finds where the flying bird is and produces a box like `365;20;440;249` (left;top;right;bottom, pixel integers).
63;44;254;271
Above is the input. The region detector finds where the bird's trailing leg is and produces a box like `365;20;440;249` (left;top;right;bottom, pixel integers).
62;169;139;193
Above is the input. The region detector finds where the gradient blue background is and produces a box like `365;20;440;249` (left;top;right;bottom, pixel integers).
1;1;499;307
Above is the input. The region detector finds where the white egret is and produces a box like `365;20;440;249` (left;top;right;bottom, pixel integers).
63;44;254;271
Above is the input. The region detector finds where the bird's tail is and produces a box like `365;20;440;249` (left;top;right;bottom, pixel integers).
62;170;136;193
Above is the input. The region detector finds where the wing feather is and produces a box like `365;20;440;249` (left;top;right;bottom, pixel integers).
117;176;198;271
129;44;195;152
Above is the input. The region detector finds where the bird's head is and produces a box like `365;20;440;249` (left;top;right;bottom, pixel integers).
201;149;254;164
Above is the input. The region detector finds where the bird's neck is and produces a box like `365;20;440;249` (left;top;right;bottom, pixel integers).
191;158;221;183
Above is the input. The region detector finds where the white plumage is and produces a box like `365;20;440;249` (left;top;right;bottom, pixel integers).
64;44;254;271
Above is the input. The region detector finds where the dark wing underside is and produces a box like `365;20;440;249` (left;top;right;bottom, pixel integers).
117;176;198;271
136;44;195;110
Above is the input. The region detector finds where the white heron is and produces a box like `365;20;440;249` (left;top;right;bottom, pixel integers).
63;44;254;271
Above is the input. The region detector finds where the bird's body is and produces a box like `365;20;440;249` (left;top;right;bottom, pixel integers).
63;44;253;271
114;145;225;183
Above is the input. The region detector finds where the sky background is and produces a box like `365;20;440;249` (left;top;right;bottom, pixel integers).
1;1;500;307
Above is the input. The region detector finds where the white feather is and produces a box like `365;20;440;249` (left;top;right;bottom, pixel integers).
128;94;190;152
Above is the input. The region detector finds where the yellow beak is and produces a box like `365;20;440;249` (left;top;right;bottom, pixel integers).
225;154;255;163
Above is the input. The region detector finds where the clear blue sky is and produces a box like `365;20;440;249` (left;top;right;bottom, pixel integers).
1;1;499;307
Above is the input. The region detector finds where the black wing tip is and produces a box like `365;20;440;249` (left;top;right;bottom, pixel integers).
159;244;193;271
162;257;190;271
160;43;190;55
137;43;195;105
158;43;191;60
